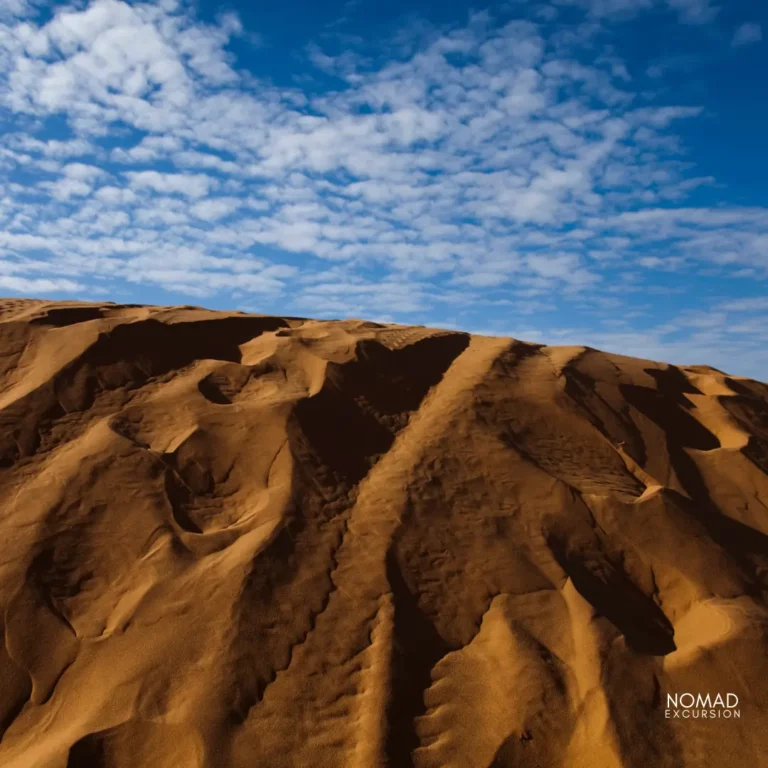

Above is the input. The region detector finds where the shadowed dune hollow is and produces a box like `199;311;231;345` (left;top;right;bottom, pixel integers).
0;298;767;767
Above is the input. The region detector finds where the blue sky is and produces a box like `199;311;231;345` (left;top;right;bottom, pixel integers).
0;0;766;378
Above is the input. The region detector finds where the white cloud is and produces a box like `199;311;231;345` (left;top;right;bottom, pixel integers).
665;0;718;24
553;0;653;18
11;136;96;157
39;178;94;200
732;23;762;48
0;0;765;380
0;1;37;22
93;186;138;204
502;306;768;380
0;275;84;293
190;197;241;221
62;162;105;181
554;0;718;23
172;150;240;174
718;297;768;313
112;135;183;163
125;170;213;197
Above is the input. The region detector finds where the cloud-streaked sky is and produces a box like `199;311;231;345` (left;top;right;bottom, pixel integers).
0;0;766;378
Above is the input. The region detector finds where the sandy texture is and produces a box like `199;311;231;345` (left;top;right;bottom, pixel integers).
0;298;767;767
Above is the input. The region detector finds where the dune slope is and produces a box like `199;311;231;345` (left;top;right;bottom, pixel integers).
0;298;767;767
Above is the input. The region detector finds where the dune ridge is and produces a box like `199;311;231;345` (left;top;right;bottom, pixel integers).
0;298;767;767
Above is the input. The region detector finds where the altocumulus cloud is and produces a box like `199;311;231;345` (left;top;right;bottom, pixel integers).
0;0;767;377
732;22;762;47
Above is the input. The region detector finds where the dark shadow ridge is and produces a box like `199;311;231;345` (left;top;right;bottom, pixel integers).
30;307;105;327
293;332;470;487
197;375;232;404
67;732;108;768
82;317;289;381
719;395;768;440
384;549;452;768
666;483;768;576
28;545;92;622
720;393;768;473
224;450;350;726
620;383;720;452
66;721;201;768
743;436;768;475
0;622;32;740
724;377;768;401
197;362;273;405
45;316;289;416
348;333;470;418
224;498;314;726
226;332;470;724
548;539;677;656
293;386;393;486
621;368;768;584
163;469;204;534
223;336;472;723
645;366;703;399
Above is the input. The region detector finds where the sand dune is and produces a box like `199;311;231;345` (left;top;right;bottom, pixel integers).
0;298;767;767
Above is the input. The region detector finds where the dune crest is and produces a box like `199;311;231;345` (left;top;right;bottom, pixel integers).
0;299;767;767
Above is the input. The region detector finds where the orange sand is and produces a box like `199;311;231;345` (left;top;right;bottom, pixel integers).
0;298;766;767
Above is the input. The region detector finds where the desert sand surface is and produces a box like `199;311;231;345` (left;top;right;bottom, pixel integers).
0;298;767;767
